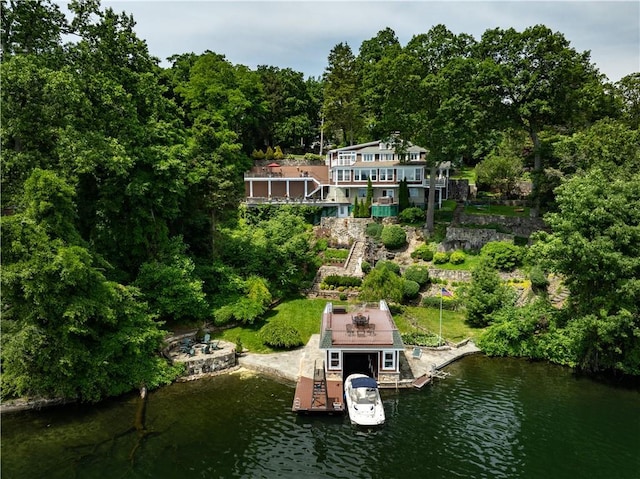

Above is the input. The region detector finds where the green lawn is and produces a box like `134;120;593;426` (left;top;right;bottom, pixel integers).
464;204;530;217
450;167;476;185
213;298;331;353
430;253;484;271
212;298;482;353
395;305;484;343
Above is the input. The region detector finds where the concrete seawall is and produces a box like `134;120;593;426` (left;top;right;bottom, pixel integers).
238;334;481;387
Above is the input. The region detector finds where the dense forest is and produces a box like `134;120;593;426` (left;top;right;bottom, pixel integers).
2;0;639;402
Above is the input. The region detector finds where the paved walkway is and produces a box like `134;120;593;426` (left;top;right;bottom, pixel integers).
238;334;481;385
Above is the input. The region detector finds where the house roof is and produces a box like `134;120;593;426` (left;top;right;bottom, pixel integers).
328;140;428;155
319;303;404;350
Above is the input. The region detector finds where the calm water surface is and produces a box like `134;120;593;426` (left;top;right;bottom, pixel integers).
2;356;638;478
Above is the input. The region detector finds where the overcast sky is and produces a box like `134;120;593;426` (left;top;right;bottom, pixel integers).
93;1;639;83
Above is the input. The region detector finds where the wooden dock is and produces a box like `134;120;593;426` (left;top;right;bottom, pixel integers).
292;376;344;413
412;373;432;389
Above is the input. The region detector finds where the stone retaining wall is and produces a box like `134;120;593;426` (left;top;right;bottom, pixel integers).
180;351;236;377
458;213;546;237
319;217;369;245
443;226;514;251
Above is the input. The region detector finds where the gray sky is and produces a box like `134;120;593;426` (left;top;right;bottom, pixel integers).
96;1;639;82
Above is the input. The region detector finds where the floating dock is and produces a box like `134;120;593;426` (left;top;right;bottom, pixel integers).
292;359;344;414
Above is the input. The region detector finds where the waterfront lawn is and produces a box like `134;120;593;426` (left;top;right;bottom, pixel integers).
214;298;329;353
394;306;483;343
213;298;482;353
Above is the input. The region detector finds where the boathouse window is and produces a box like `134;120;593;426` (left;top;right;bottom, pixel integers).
329;351;341;369
382;351;395;370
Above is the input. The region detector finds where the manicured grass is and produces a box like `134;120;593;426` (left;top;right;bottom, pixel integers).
464;204;530;217
212;297;482;353
450;167;476;185
395;305;484;343
430;253;484;271
213;298;330;353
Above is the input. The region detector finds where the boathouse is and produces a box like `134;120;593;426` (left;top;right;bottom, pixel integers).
319;301;405;387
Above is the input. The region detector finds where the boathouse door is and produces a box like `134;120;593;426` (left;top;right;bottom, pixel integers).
342;352;378;379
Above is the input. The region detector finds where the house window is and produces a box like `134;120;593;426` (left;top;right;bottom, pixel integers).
380;153;394;161
399;168;423;182
409;188;420;198
354;169;369;181
344;188;350;198
370;169;377;181
329;351;341;369
381;189;394;198
409;152;420;161
379;169;394;181
383;351;395;370
336;170;351;182
358;188;367;198
337;151;356;166
362;153;374;162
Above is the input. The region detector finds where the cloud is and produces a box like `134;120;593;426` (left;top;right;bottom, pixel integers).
99;1;639;82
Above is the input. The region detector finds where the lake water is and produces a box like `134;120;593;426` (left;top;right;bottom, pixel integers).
2;355;638;478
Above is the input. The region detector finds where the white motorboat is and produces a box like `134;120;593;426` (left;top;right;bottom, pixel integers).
344;374;385;426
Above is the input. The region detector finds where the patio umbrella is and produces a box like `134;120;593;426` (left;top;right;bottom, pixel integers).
267;162;280;168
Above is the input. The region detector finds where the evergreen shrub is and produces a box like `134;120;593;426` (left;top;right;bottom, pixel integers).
529;266;549;291
361;261;371;274
433;251;450;264
449;250;466;265
366;222;383;239
403;265;430;286
403;279;420;300
374;260;401;275
322;275;362;288
381;225;407;249
481;241;523;271
421;296;462;310
399;207;424;224
260;321;303;349
401;332;440;347
411;244;434;261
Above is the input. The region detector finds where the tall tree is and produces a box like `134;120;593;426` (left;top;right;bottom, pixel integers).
383;26;497;232
1;170;177;402
357;28;402;138
476;25;605;215
322;42;362;146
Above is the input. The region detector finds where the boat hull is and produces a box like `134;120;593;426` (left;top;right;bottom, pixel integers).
344;374;385;426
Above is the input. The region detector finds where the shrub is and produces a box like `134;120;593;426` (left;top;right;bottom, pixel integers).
399;207;424;224
449;250;466;265
403;279;421;300
481;241;523;271
403;265;430;286
421;296;463;311
411;244;434;261
529;266;549;291
304;153;323;162
433;251;450;264
374;260;401;275
381;225;407;249
235;336;244;355
339;293;348;301
260;321;303;349
322;275;362;288
365;222;383;240
323;248;348;263
361;261;371;274
401;332;440;347
314;238;328;252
